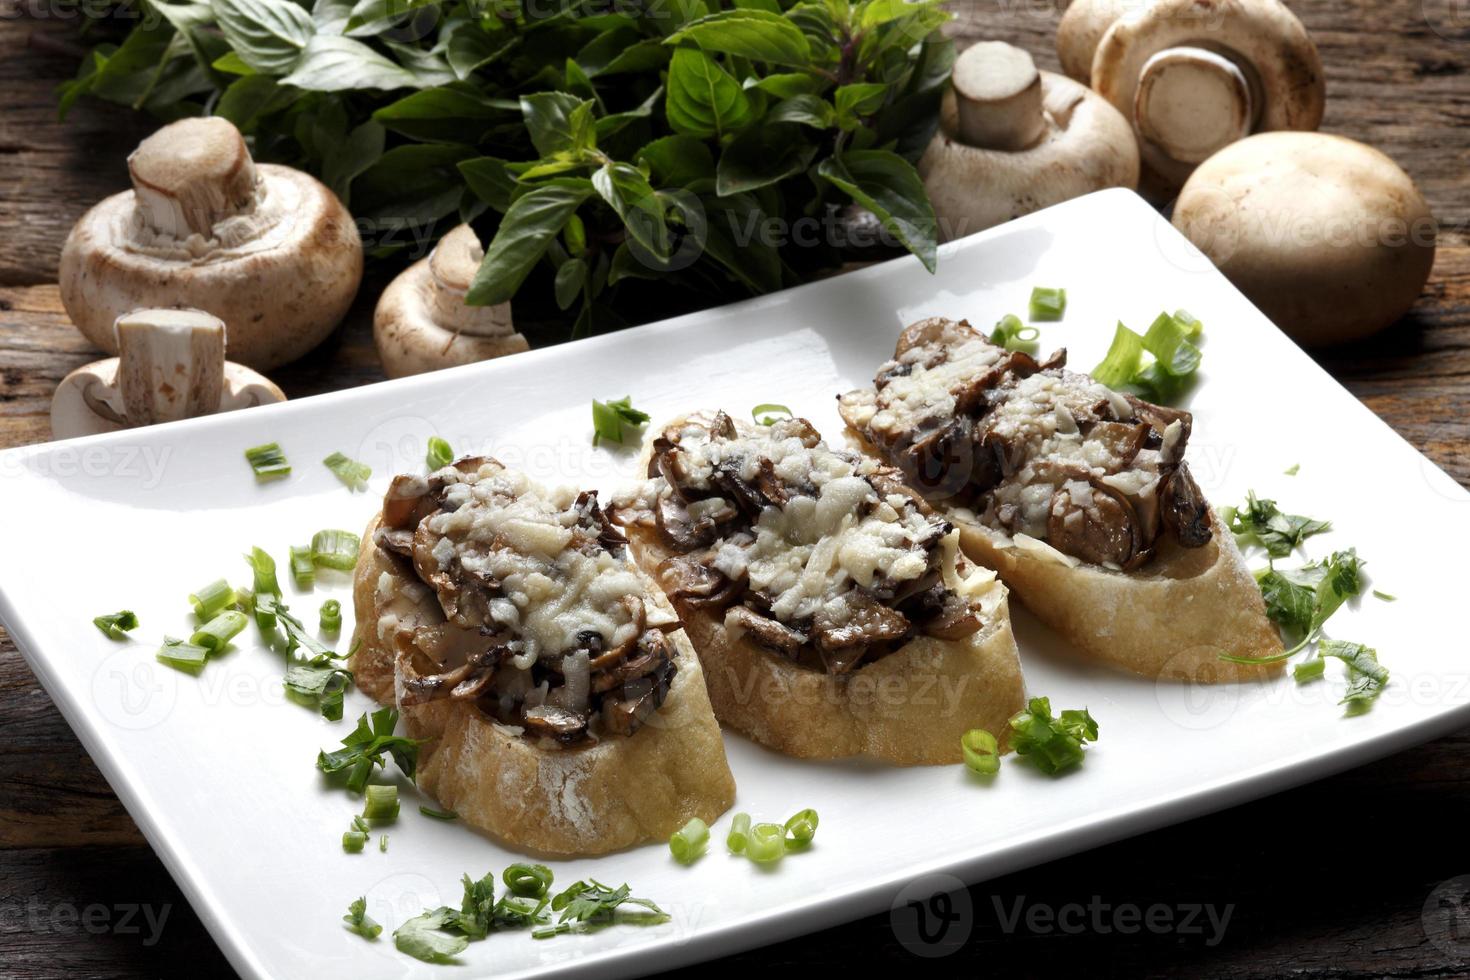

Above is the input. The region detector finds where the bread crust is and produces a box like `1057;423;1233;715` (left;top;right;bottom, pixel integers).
623;524;1026;765
954;515;1283;682
351;515;736;857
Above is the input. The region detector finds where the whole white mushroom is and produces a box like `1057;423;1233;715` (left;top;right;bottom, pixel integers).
919;40;1139;241
1172;132;1436;347
1057;0;1326;199
51;308;286;440
373;224;528;379
60;117;363;370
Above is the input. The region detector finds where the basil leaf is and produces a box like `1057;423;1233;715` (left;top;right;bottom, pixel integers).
373;84;517;141
716;124;816;195
211;0;315;75
467;178;595;306
554;257;588;310
594;162;670;260
766;94;834;129
322;120;385;205
834;82;887;128
703;192;782;293
280;35;418;91
817;149;937;273
446;23;517;79
666;10;812;67
665;47;752;139
637;134;715;187
744;72;821;98
215;74;298;130
521;91;597;158
458;156;518;212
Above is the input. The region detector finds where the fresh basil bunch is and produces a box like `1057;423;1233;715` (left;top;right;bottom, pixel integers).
62;0;955;334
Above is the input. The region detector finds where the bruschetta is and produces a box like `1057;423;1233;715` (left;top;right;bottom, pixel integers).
610;411;1026;765
351;456;735;856
838;316;1282;681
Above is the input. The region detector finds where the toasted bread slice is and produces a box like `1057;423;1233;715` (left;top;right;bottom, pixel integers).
839;316;1282;681
615;412;1026;766
351;463;734;857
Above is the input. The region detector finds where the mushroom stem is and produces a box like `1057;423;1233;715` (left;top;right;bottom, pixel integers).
426;225;515;338
951;41;1047;151
1134;46;1256;165
127;118;260;240
115;309;226;425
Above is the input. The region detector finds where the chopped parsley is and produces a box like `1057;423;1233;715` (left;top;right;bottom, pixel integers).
591;396;650;446
1320;640;1389;708
1008;697;1098;775
343;897;381;940
1223;491;1331;558
317;708;421;793
92;610;138;640
534;880;668;939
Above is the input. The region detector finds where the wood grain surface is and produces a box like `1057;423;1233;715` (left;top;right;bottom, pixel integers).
2;2;1469;977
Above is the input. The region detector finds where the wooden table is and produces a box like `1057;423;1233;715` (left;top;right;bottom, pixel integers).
2;2;1468;976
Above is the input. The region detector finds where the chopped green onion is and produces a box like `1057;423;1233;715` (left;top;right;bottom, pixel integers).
503;863;554;899
189;579;235;620
311;529;361;571
752;403;793;426
726;812;751;854
591;396;650;447
1172;308;1203;338
379;835;389;853
343;897;381;939
342;830;368;853
1142;310;1202;377
1373;590;1396;602
1008;697;1098;775
323;452;372;491
246;547;280;598
1284;463;1300;476
290;545;315;589
783;809;819;850
419;805;458;821
363;784;400;823
1293;658;1326;683
156;636;209;673
353;815;370;834
669;817;709;864
1028;286;1066;321
746;823;785;864
245;442;290;480
189;610;247;652
92;610;138;640
961;728;1000;776
320;599;342;634
989;314;1040;354
1091;322;1145;388
426;436;454;470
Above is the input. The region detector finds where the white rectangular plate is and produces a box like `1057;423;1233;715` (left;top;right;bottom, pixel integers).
3;189;1467;979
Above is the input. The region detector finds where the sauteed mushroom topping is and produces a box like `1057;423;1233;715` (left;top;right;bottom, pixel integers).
610;413;1002;675
839;317;1213;569
376;457;676;746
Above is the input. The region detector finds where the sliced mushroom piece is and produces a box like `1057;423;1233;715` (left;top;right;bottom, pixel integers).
895;316;977;356
1086;420;1150;468
522;704;591;743
725;605;808;658
922;592;986;641
373;525;415;559
382;474;437;530
584;596;646;672
899;416;974;499
573;489;628;556
599;657;676;737
1122;395;1193;444
655;492;718;551
1160;464;1213;547
374;224;529;378
711;459;767;517
60;117;362;370
709;410;737;440
51;308;286;440
812;593;910;673
658;556;744;609
752;456;789;506
1046;479;1141;567
591;632;673;694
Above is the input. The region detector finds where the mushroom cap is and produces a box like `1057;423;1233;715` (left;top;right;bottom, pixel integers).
1091;0;1325;195
1055;0;1131;82
50;356;286;441
374;232;527;379
1172;132;1436;347
59;163;363;371
919;71;1139;240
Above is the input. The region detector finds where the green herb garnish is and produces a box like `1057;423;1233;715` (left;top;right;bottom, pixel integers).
245;442;290;480
504;864;553;899
1008;697;1098;775
342;830;367;853
989;314;1040;354
1028;286;1066;321
289;545;315;590
960;728;1000;776
394;908;470;964
188;580;235;621
783;808;819;850
310;529;361;571
591;397;651;447
1293;657;1326;683
323;452;372;491
726;812;751;855
319;599;342;634
534;879;669;939
363;784;400;823
1320;640;1389;708
155;636;209;674
426;436;454;471
668;818;709;865
92;610;138;640
1091;311;1203;403
189;610;248;652
318;708;422;793
752;403;793;426
1373;590;1397;602
419;805;459;821
1223;491;1332;558
1284;463;1300;476
283;656;352;722
343;897;381;940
